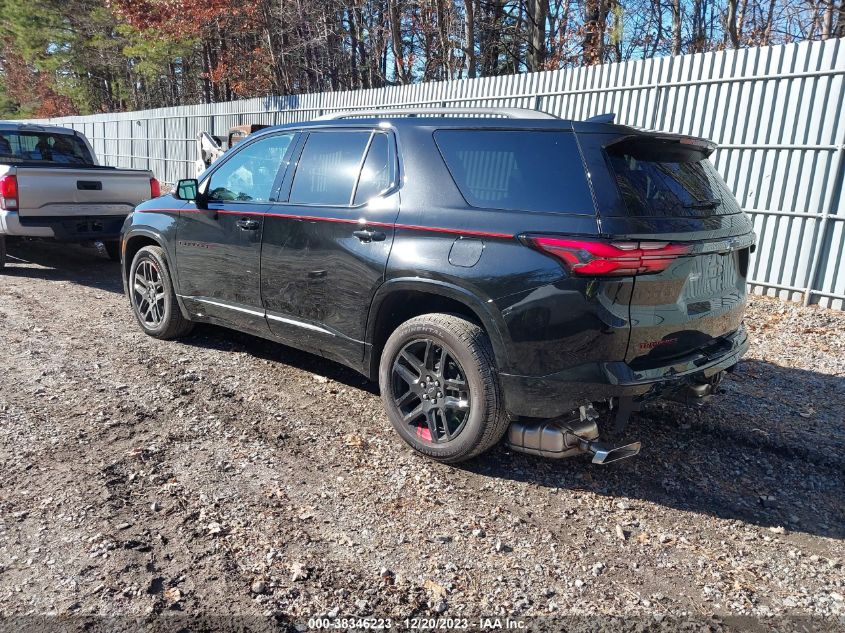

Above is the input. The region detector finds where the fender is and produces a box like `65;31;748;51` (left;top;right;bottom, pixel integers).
364;277;513;378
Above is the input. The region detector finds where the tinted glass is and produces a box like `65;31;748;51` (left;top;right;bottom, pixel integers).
353;133;393;205
434;130;594;213
608;151;741;218
0;131;93;165
290;131;371;205
207;133;294;203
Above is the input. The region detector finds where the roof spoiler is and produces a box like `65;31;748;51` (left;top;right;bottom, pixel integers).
584;113;616;124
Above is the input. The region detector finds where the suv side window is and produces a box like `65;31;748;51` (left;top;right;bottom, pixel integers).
207;133;294;203
434;130;594;214
353;132;394;205
289;131;371;206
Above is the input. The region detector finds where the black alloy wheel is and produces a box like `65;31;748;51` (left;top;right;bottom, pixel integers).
390;338;472;443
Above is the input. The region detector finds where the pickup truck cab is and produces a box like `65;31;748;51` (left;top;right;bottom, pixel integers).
0;122;159;268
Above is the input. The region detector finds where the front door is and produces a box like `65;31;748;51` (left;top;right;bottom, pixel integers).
260;128;399;366
176;132;296;334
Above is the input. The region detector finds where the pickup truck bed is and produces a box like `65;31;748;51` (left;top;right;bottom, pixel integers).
8;165;153;240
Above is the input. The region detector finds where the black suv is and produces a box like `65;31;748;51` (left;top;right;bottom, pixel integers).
121;108;753;464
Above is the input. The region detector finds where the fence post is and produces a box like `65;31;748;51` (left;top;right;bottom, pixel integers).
145;118;151;173
162;117;168;185
803;141;845;306
185;116;190;181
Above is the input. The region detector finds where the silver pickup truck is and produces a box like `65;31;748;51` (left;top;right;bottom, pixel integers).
0;122;158;268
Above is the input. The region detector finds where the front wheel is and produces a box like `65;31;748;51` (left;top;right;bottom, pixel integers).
128;245;193;340
379;313;509;463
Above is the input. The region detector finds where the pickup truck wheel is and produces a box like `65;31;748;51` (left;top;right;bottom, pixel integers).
0;236;5;270
129;246;193;340
379;313;509;463
103;240;121;262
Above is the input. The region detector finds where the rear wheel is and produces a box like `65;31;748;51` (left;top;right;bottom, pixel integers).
129;245;193;340
103;240;121;261
379;313;509;463
0;236;5;270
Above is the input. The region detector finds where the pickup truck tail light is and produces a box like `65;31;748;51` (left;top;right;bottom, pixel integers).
150;177;161;198
0;175;18;211
525;236;691;276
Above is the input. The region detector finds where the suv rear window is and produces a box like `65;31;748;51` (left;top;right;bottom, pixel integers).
606;138;741;218
0;131;94;165
434;130;594;214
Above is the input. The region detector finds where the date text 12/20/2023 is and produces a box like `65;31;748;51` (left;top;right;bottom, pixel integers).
306;617;527;630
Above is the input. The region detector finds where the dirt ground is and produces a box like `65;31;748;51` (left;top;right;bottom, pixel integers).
0;240;843;631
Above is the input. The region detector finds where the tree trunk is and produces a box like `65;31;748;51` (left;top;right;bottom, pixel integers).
836;0;845;37
583;0;608;65
823;0;835;38
526;0;548;72
464;0;476;78
725;0;740;48
671;0;682;54
389;0;410;84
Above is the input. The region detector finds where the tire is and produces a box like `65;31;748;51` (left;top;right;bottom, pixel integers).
103;240;121;262
379;313;509;463
0;236;5;270
128;245;193;340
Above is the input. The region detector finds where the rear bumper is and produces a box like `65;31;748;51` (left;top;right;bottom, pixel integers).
0;211;54;237
500;325;749;418
0;211;126;241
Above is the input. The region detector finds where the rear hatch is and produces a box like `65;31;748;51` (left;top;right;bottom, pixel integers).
16;166;153;219
576;128;754;367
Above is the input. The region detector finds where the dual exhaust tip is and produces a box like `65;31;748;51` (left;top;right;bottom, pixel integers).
506;418;641;464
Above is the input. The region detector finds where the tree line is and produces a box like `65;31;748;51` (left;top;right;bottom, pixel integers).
1;0;842;118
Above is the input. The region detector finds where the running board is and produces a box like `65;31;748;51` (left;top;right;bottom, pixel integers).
506;418;640;464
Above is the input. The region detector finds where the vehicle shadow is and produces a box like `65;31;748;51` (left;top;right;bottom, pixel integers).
463;359;845;540
183;322;844;539
2;239;123;294
184;323;380;394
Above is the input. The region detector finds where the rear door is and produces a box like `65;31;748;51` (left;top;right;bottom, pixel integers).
176;131;296;335
577;131;755;367
260;128;399;366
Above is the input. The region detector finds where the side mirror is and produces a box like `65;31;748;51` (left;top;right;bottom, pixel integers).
175;178;198;201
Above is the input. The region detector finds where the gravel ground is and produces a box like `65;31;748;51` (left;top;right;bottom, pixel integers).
0;240;843;631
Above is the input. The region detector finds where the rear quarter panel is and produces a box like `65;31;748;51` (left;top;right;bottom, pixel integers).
384;125;631;378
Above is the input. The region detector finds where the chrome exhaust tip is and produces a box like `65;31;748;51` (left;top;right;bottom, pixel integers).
584;440;641;464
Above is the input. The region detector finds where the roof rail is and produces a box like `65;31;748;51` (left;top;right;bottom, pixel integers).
315;107;559;121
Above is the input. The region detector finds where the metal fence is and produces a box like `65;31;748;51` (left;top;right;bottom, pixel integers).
36;39;845;309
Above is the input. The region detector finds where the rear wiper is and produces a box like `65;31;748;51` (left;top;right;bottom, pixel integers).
685;198;721;209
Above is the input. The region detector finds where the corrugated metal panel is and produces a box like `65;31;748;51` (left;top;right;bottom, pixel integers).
32;39;845;308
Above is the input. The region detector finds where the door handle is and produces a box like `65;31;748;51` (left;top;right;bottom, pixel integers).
236;218;260;231
353;229;386;243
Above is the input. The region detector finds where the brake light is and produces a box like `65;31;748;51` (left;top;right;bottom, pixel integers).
526;236;691;276
150;177;161;198
0;174;18;210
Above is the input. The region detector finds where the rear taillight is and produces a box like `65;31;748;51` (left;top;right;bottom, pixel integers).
526;236;691;276
0;174;18;210
150;177;161;198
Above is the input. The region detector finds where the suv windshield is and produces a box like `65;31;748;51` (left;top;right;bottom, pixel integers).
0;131;94;166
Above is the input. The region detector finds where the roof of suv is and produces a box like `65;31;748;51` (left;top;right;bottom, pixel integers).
248;108;714;149
258;110;648;136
